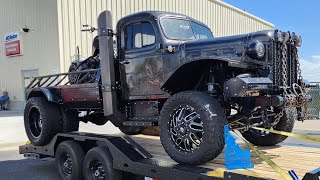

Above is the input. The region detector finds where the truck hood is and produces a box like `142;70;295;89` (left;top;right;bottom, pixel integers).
180;30;276;67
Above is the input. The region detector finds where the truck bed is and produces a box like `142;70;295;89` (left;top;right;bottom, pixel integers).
25;69;103;110
131;135;320;180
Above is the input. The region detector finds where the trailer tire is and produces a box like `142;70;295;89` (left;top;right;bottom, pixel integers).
242;108;297;146
118;126;146;135
160;91;225;165
24;97;62;146
56;140;85;180
61;109;79;132
83;147;122;180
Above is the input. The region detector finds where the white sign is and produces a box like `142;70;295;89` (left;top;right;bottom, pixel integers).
4;32;22;57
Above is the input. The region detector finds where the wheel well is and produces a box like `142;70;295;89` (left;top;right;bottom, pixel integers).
161;60;228;94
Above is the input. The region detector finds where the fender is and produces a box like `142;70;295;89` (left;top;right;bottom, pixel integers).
26;87;60;103
161;58;229;94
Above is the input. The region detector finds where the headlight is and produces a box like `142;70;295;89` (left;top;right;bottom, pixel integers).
247;41;265;59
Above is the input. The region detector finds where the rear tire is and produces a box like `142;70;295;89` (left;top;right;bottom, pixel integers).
24;97;62;146
160;91;225;165
241;108;297;146
83;147;122;180
61;109;79;132
56;140;85;180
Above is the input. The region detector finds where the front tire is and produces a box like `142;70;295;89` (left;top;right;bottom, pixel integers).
160;91;225;165
24;97;62;146
241;108;297;146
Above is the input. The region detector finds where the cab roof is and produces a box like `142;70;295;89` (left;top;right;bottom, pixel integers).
116;11;208;30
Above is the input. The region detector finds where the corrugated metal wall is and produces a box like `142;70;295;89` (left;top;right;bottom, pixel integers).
57;0;274;73
0;0;60;105
0;0;274;108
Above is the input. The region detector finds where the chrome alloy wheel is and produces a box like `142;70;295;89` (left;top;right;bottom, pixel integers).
169;105;204;152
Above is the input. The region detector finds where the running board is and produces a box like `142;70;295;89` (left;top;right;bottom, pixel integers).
122;121;157;127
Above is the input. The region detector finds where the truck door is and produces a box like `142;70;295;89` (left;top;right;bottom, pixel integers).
120;21;165;98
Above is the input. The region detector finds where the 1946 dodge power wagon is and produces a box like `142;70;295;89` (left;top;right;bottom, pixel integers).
24;11;311;165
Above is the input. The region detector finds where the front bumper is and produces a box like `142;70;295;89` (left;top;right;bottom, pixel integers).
224;77;273;98
223;77;285;108
223;77;312;109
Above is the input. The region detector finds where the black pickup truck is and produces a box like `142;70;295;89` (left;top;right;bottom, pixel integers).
24;11;310;165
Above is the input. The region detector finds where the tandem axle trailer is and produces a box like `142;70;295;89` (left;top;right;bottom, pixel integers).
19;132;265;180
19;132;320;180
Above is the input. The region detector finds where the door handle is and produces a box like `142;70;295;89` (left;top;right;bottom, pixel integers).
120;60;130;65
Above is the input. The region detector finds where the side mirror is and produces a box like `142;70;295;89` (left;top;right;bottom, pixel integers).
81;24;97;33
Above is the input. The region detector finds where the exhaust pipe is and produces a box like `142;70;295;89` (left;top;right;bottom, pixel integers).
98;11;116;117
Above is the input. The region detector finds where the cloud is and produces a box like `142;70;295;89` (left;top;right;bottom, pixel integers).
300;57;320;82
311;55;320;60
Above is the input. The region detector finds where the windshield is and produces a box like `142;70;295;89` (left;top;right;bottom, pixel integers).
160;18;213;40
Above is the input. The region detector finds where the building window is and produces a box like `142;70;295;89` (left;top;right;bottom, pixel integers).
125;22;155;50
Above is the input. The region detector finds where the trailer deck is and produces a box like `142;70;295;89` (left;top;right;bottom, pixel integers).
19;132;320;180
132;135;320;180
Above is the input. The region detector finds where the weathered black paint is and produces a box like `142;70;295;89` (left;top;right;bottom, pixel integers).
115;11;277;97
25;11;304;127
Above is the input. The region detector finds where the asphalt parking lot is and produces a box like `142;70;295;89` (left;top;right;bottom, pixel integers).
0;110;319;179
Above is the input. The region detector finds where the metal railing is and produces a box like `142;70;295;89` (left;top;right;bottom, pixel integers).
26;69;101;89
307;82;320;119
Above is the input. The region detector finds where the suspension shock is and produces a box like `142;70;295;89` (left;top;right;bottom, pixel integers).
206;70;219;96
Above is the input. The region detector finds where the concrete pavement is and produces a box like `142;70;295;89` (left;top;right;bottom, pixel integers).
0;110;121;162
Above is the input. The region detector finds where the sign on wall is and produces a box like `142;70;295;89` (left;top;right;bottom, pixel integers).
5;32;22;57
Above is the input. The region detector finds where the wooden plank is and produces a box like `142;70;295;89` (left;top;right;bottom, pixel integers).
131;135;320;180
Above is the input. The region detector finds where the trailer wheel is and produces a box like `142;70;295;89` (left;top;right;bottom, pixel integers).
61;109;79;132
160;91;225;165
242;108;297;146
83;147;122;180
56;140;85;180
118;126;146;135
24;97;62;146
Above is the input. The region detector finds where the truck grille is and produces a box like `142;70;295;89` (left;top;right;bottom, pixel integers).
269;40;298;88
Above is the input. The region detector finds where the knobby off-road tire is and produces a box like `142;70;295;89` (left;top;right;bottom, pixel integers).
160;91;225;165
83;147;122;180
56;140;85;180
242;108;297;146
61;109;79;132
24;97;62;146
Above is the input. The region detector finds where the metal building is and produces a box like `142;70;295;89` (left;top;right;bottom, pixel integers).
0;0;274;110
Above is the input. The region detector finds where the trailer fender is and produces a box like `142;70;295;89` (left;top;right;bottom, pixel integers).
27;88;60;103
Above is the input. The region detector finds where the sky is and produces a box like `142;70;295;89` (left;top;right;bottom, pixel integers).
223;0;320;82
